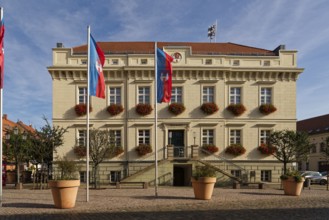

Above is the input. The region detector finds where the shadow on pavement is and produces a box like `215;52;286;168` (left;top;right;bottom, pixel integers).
3;203;54;209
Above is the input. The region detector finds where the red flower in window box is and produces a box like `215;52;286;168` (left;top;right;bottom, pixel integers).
107;104;124;116
113;146;124;156
225;144;246;156
259;104;277;115
227;104;246;116
135;104;153;116
258;143;277;155
135;144;152;156
75;104;92;116
73;145;87;158
202;144;219;154
200;103;219;115
168;103;186;115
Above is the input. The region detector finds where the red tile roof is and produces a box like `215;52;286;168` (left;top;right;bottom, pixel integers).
72;42;276;56
297;114;329;134
2;114;35;135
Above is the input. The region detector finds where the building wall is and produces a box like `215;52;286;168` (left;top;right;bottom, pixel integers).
48;43;303;183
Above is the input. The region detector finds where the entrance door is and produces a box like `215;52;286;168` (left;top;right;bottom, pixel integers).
169;130;185;157
173;164;192;186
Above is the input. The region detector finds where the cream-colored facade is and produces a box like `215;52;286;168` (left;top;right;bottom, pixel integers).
48;42;303;186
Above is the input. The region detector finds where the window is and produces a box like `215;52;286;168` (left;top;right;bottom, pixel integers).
260;130;271;144
311;144;317;153
78;87;87;104
141;59;148;64
110;130;121;147
202;129;214;145
205;59;212;65
78;130;86;146
230;130;241;145
263;61;270;66
231;170;241;178
109;87;121;104
79;171;87;183
138;130;150;144
81;60;87;65
233;60;240;66
260;88;272;104
261;170;272;182
110;171;121;183
138;87;150;104
171;87;183;103
320;142;326;152
202;86;214;103
230;87;241;104
112;59;119;65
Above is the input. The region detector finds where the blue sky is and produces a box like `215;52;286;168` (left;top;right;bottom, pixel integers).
1;0;329;128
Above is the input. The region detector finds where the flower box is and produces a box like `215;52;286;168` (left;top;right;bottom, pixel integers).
202;144;219;154
227;104;246;116
135;103;153;116
113;146;124;156
107;104;124;116
257;143;276;155
200;103;219;115
74;104;92;116
168;103;186;115
259;104;277;115
73;145;86;158
135;144;152;156
225;144;246;156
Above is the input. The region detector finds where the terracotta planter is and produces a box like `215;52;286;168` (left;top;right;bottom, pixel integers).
282;177;304;196
191;177;216;200
49;180;80;209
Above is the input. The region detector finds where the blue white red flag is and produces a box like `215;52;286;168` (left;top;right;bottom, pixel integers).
157;48;173;103
89;34;105;99
0;10;5;89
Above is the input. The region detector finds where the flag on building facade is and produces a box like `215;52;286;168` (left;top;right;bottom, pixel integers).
0;10;4;89
89;34;105;99
156;48;173;103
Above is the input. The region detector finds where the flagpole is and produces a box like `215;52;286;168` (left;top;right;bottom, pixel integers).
0;7;4;207
154;42;158;197
86;25;91;202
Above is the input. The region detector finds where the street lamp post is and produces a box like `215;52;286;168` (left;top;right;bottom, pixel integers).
193;132;196;146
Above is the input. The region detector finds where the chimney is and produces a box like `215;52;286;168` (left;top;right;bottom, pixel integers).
56;42;64;48
3;114;7;120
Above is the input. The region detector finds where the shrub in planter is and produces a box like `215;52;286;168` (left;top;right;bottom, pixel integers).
259;104;277;115
227;103;246;116
135;103;153;116
75;104;92;116
107;104;124;116
202;144;219;154
135;144;152;156
225;144;246;156
280;170;304;196
257;143;277;155
200;103;219;115
191;165;217;200
73;145;87;158
168;103;186;115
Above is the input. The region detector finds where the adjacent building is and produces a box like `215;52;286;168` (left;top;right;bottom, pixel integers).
47;41;303;186
297;114;329;172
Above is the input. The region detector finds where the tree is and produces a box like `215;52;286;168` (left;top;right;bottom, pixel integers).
89;129;117;189
268;130;311;174
28;117;68;189
4;128;29;187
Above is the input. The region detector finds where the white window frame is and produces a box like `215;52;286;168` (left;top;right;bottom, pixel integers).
202;129;214;145
109;87;122;105
138;129;150;145
202;86;215;103
230;87;241;104
260;87;272;105
111;59;119;65
171;87;183;103
78;87;87;104
261;170;272;182
110;130;122;147
78;129;86;146
138;86;151;104
260;130;271;144
230;129;241;145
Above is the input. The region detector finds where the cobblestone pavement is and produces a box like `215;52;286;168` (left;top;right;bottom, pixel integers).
1;184;329;219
